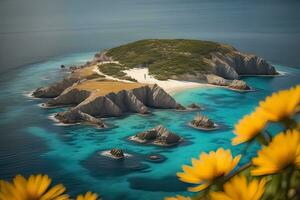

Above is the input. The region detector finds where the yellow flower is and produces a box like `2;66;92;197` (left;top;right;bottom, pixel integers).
232;109;268;145
252;129;300;176
257;85;300;122
0;174;69;200
76;192;98;200
210;175;267;200
176;148;241;192
164;195;191;200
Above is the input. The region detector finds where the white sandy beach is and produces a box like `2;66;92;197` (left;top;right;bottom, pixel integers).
122;68;210;94
93;65;210;94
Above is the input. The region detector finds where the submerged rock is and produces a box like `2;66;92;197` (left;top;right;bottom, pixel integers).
145;153;167;163
130;125;182;146
189;112;217;130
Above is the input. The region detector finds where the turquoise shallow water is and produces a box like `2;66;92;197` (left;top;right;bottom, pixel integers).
0;52;299;200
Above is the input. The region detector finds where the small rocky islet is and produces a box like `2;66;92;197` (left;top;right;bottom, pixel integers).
188;112;218;130
129;125;182;147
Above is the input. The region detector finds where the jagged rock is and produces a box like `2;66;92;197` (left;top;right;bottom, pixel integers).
190;112;216;130
187;103;201;109
231;52;277;75
206;74;250;91
176;103;186;111
130;125;182;146
55;110;106;128
228;79;250;90
51;84;178;126
206;74;230;86
136;130;157;140
146;84;177;108
210;52;277;79
110;148;125;159
211;54;239;80
32;77;80;98
46;88;91;106
155;125;181;145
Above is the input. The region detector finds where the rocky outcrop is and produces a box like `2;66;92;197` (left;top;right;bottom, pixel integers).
145;84;177;108
211;52;277;79
228;79;250;90
32;77;80;98
110;148;125;159
46;88;91;106
55;110;106;128
206;74;250;90
187;103;201;110
51;84;178;125
176;104;187;111
129;125;182;146
189;112;217;130
170;51;277;84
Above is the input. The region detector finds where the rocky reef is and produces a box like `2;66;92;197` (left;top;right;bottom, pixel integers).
189;112;218;130
129;125;182;146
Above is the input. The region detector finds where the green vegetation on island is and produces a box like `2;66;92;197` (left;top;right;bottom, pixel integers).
98;63;137;82
105;39;235;80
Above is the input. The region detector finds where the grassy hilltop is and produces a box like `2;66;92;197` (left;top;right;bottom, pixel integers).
103;39;235;80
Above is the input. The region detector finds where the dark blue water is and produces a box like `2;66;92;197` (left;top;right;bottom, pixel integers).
0;0;300;199
1;0;300;74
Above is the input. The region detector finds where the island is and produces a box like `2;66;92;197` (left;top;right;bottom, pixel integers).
32;39;277;126
128;125;182;146
188;112;218;130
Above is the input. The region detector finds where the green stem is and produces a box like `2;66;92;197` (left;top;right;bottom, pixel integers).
225;162;252;182
285;168;293;200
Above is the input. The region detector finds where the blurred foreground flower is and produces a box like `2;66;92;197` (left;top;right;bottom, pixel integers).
210;175;267;200
164;195;191;200
252;129;300;176
258;85;300;122
176;148;241;192
0;174;69;200
76;191;98;200
232;109;267;145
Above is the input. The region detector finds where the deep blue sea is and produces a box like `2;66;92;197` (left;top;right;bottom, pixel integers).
0;0;300;199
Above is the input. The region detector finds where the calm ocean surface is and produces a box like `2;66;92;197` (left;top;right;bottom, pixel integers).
0;0;300;199
0;0;300;73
